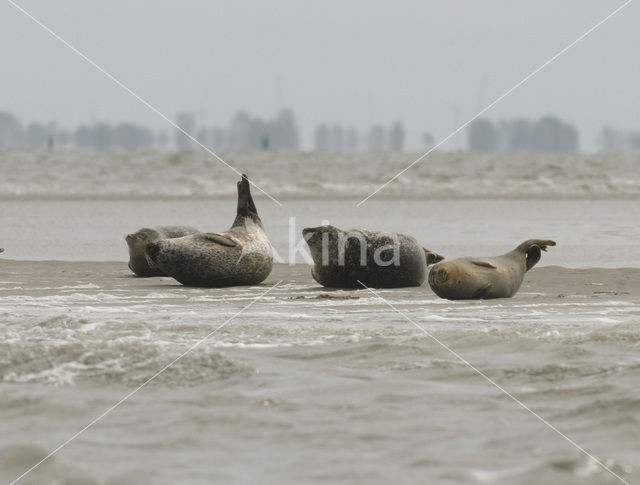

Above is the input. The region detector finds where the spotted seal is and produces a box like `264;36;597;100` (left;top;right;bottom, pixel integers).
428;239;556;300
125;226;199;277
302;225;443;288
145;174;273;287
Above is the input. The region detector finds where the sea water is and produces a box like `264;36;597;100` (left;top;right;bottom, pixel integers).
1;150;639;484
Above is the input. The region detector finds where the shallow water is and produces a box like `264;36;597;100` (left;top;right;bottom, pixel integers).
1;198;639;268
1;150;640;484
2;150;640;199
1;262;639;485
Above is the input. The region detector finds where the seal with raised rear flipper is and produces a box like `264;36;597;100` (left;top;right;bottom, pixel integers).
428;239;556;300
126;226;200;277
145;174;273;287
303;225;443;289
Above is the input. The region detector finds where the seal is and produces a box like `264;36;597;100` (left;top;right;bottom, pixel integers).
125;226;199;277
302;225;443;288
428;239;556;300
145;174;273;287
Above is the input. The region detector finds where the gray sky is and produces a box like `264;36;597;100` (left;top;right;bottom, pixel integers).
1;0;637;150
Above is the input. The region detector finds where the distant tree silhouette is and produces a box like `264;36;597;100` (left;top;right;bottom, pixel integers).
422;132;435;149
196;126;212;149
345;127;359;151
388;121;405;151
505;119;534;151
74;125;93;149
366;124;386;151
314;123;330;151
331;124;344;152
175;112;196;149
54;126;71;148
629;132;640;152
229;111;251;149
0;112;24;148
26;123;47;148
211;127;227;149
93;123;114;149
157;130;169;148
114;123;153;150
269;109;299;149
597;126;626;152
0;109;593;153
533;116;578;153
468;118;499;151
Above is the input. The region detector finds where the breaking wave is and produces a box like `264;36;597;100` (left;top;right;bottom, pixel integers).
2;150;639;199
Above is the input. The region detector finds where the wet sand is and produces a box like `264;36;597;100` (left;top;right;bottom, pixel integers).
2;260;639;302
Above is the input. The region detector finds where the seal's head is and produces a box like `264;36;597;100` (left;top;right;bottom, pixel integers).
302;225;343;266
514;239;556;271
125;228;161;254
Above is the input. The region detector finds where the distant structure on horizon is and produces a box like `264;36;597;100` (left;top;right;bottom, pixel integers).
467;116;580;153
0;109;299;151
313;121;410;152
1;109;640;153
597;125;640;152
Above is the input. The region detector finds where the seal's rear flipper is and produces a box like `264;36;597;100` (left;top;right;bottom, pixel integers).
237;174;258;216
233;174;262;227
516;239;556;271
423;248;444;266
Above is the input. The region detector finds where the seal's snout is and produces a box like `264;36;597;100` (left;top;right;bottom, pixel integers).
125;234;134;244
146;242;161;262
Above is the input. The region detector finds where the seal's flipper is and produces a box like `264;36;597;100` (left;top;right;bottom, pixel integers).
233;174;261;228
471;260;498;269
472;282;493;299
202;233;237;247
423;247;444;266
515;239;556;271
236;174;258;216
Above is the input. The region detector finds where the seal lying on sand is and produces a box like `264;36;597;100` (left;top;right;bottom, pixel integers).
145;174;273;287
428;239;556;300
303;225;443;288
126;226;199;277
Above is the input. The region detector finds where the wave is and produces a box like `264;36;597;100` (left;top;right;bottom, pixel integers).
0;316;255;387
0;443;100;485
1;150;639;199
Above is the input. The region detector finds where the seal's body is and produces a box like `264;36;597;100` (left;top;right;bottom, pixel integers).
146;175;273;287
126;226;199;277
303;225;443;289
428;239;556;300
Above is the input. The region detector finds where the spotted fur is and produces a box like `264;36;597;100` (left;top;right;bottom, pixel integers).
303;225;443;288
146;175;273;287
125;226;200;277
